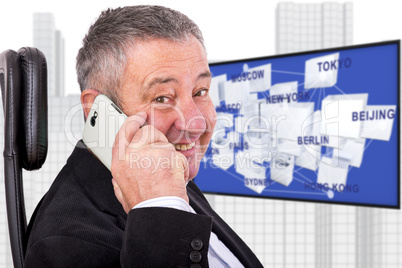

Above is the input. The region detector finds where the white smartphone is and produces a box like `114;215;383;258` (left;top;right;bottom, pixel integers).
82;94;127;170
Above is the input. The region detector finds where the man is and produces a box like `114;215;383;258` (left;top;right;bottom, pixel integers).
25;5;263;267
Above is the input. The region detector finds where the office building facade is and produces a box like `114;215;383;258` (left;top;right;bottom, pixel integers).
33;13;65;97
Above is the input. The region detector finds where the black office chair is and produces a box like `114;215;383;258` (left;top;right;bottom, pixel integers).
0;47;48;268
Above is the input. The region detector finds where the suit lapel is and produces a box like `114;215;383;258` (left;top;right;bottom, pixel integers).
187;181;263;268
73;141;127;223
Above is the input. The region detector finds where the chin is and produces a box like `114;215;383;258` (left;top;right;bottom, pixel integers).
187;156;202;181
184;138;210;182
188;163;199;181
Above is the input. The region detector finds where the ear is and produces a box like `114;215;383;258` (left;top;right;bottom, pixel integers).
81;89;100;120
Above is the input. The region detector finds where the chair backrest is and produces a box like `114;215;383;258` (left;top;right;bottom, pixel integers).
0;47;48;268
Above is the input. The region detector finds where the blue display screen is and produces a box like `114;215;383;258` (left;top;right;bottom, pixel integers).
194;41;400;208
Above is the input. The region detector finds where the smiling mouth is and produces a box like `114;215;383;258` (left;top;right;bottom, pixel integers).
174;141;196;151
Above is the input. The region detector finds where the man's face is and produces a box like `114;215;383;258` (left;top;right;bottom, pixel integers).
119;36;216;180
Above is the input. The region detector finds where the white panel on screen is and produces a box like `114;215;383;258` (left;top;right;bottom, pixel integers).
322;135;347;149
360;105;396;141
224;83;257;124
240;100;259;116
244;131;272;164
210;142;234;171
260;102;286;122
212;131;240;150
270;153;295;186
212;112;233;143
304;52;339;89
222;80;246;107
234;115;246;134
320;94;368;139
209;74;226;108
295;110;321;170
333;138;366;168
277;138;302;156
317;156;349;188
210;131;239;171
276;102;315;141
245;127;271;147
235;151;267;194
269;81;298;105
248;63;271;93
295;146;320;171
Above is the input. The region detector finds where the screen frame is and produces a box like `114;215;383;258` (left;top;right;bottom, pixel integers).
199;40;401;209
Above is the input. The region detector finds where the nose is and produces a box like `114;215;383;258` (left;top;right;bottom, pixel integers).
174;98;206;136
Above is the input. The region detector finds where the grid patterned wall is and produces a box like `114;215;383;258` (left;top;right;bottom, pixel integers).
34;13;65;98
283;201;315;268
212;196;288;267
276;3;323;54
315;204;357;268
23;95;83;220
34;13;56;97
332;205;356;268
0;94;83;267
211;195;316;267
322;3;344;48
276;2;353;55
55;30;65;97
368;207;402;268
356;207;372;268
315;204;332;268
356;206;402;268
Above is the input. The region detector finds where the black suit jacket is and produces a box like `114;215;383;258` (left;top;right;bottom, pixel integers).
25;141;263;267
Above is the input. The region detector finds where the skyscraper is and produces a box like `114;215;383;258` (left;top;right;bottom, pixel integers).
33;13;65;97
276;2;353;54
55;30;65;97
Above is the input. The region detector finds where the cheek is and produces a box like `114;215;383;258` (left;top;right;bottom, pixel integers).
199;105;216;145
147;110;176;135
202;103;217;132
122;101;149;117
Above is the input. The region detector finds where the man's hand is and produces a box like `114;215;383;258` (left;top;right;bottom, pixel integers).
111;112;189;214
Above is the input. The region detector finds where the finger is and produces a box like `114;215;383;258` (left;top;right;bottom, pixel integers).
113;112;147;161
130;124;170;149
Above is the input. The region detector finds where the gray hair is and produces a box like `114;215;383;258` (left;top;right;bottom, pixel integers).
76;5;205;106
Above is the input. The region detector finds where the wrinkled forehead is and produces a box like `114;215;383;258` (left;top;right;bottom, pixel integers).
124;37;208;82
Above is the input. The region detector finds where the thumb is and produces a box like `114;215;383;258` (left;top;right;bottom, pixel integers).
173;151;189;183
112;178;130;214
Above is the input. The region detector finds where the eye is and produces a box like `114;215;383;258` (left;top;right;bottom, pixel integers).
154;96;169;103
194;89;208;97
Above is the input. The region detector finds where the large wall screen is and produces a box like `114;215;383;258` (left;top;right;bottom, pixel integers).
194;41;400;208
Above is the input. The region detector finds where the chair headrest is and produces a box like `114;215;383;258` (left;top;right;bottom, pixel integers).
0;47;48;171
